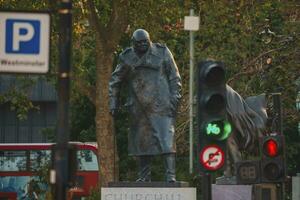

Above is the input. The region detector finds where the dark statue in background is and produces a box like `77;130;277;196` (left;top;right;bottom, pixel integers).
219;85;268;183
109;29;182;182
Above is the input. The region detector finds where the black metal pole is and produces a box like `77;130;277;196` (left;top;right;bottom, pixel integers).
272;93;285;199
272;93;282;134
55;1;72;200
201;173;212;200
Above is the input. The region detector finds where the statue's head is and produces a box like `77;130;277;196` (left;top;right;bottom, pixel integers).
132;29;151;54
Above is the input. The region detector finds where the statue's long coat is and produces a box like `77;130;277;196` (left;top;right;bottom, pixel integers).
109;43;181;156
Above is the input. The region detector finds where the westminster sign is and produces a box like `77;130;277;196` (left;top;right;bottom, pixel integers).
0;11;50;74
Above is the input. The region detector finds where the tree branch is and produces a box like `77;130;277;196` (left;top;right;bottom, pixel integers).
228;46;285;84
85;0;106;47
104;0;129;51
245;47;284;69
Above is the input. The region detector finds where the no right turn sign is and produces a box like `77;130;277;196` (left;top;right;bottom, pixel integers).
199;145;225;171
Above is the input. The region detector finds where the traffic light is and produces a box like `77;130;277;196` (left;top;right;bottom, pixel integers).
260;134;286;183
196;60;232;172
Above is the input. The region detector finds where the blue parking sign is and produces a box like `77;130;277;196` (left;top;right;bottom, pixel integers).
5;19;40;54
0;11;50;73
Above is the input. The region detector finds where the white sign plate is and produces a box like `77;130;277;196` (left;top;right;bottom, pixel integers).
200;145;225;171
101;187;197;200
0;11;50;74
184;16;199;31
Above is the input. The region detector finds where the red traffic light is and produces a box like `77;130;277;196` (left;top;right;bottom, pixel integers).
263;139;279;157
260;135;286;183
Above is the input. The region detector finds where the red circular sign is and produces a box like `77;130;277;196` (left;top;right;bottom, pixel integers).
199;145;225;171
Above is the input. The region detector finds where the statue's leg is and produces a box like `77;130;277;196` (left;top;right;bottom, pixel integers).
136;155;152;182
164;153;176;182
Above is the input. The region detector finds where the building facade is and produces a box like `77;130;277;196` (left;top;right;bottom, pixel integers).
0;75;57;143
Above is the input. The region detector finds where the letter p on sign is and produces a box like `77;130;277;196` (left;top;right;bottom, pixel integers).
5;19;40;54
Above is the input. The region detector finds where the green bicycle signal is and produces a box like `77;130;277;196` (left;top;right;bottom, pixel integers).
204;120;232;140
206;123;221;135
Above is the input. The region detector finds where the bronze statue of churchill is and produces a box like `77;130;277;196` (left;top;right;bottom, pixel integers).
109;29;181;182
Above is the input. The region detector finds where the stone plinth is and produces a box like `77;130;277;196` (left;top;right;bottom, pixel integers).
293;175;300;200
212;184;253;200
108;181;189;188
102;182;196;200
212;183;281;200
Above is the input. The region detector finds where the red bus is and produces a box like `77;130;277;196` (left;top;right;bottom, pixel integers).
0;142;99;200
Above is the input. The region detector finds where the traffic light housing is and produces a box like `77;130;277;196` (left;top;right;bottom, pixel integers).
196;61;231;172
260;135;286;183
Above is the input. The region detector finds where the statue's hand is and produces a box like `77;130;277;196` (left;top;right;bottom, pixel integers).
109;98;119;117
110;108;118;117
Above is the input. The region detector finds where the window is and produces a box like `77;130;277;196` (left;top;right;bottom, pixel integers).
30;150;51;171
77;150;98;171
0;151;27;171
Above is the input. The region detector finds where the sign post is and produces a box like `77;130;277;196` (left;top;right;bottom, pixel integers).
54;1;72;200
0;11;50;74
184;9;199;175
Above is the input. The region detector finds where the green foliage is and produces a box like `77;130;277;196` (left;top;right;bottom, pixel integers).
70;95;96;142
0;76;39;120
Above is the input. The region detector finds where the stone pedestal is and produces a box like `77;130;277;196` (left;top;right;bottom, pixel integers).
292;174;300;200
108;181;189;187
212;183;280;200
212;184;253;200
101;182;196;200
